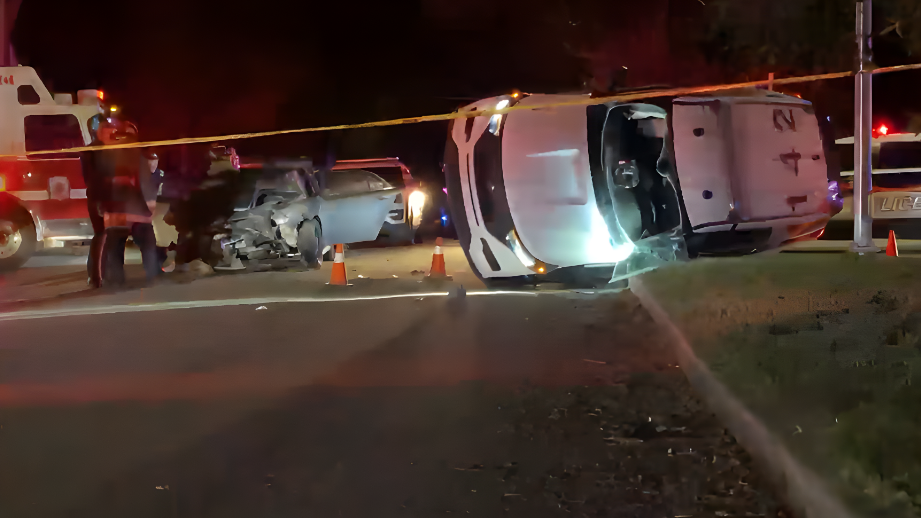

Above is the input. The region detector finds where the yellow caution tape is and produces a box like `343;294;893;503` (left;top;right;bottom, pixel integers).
12;63;921;157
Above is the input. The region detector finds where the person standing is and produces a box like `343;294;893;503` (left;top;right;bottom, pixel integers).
80;114;107;288
140;149;178;269
94;120;161;285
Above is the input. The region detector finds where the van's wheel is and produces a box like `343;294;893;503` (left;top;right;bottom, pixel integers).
297;219;322;269
0;202;37;272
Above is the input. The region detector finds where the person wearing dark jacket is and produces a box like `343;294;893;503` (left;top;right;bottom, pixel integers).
80;114;107;288
140;149;172;267
94;120;161;285
171;144;242;269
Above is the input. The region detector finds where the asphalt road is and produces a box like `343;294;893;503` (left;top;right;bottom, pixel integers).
0;243;792;517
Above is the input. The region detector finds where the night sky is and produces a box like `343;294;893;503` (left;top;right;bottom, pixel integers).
11;0;921;181
13;0;591;179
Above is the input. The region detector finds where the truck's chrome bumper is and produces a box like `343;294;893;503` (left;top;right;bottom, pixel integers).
40;218;94;241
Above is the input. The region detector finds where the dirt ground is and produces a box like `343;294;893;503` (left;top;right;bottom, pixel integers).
642;253;921;518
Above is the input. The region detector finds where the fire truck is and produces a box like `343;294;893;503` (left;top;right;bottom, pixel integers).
0;66;105;271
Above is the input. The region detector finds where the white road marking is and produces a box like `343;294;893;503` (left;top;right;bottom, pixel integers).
0;290;540;322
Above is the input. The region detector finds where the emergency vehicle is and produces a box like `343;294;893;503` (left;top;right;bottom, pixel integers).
0;66;105;271
823;128;921;241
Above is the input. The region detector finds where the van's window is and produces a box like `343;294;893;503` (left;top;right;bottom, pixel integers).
24;114;84;152
838;144;855;172
17;85;40;105
472;126;516;243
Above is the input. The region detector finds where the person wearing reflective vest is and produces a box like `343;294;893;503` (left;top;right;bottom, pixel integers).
94;119;161;285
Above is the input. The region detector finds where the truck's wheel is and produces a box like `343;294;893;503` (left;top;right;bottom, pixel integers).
297;219;322;269
0;203;37;272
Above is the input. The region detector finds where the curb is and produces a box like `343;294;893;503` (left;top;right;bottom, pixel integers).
630;277;856;518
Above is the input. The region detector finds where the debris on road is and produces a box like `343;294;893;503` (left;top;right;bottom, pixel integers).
255;306;268;311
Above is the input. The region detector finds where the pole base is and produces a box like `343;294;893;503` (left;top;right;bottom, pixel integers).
849;241;880;254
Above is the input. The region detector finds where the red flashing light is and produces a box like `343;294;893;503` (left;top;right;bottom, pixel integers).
97;91;105;101
879;124;889;135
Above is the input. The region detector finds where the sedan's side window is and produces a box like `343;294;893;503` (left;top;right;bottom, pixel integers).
325;169;391;196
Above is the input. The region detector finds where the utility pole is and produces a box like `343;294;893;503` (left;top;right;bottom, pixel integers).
0;0;8;67
851;0;879;253
0;0;22;67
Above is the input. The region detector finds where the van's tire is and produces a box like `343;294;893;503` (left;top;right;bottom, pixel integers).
0;201;37;273
297;219;322;269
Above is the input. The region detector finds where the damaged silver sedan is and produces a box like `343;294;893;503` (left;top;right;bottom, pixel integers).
219;160;399;269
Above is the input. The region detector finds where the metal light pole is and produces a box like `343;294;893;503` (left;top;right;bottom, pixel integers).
851;0;879;253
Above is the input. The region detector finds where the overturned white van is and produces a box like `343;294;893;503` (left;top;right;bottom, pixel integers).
444;89;837;286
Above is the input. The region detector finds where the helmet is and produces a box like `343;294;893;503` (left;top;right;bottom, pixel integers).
97;119;139;145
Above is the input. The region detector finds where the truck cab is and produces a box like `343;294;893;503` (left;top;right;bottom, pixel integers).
823;131;921;241
0;66;105;271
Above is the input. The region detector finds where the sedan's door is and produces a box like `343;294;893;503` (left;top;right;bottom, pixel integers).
317;188;400;244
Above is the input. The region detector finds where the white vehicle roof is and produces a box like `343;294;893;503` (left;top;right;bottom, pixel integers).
836;133;921;144
0;66;103;155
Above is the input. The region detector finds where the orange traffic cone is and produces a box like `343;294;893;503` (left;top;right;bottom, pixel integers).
887;230;899;257
428;237;447;278
328;244;349;285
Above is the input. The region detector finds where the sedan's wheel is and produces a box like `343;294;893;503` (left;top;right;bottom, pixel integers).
0;204;37;273
297;219;322;269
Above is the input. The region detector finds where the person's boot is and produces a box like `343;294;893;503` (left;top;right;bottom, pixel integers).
162;250;177;273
